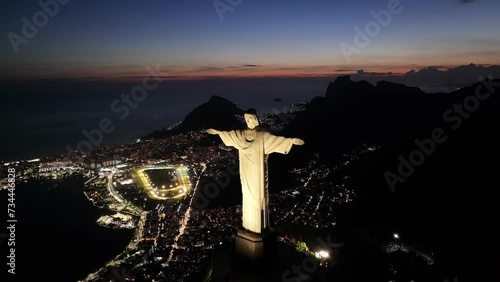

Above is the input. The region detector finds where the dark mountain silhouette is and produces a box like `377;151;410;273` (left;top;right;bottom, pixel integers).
144;95;244;138
282;75;497;158
352;63;500;92
181;95;244;131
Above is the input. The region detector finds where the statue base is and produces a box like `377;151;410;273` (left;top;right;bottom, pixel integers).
211;227;309;281
235;227;276;263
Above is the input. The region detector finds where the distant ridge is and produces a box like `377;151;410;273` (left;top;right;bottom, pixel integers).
145;76;499;145
143;95;244;139
282;74;499;159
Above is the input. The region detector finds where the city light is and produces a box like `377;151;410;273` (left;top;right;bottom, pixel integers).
315;250;329;259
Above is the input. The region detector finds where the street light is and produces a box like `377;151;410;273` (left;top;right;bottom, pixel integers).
315;250;329;259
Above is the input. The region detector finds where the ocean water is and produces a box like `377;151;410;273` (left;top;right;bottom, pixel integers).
0;176;134;281
0;77;329;162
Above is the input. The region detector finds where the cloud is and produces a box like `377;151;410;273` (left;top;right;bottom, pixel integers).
350;63;500;92
459;0;476;3
242;64;262;67
424;66;446;69
173;66;226;73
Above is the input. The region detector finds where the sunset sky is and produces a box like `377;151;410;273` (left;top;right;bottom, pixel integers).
1;0;500;81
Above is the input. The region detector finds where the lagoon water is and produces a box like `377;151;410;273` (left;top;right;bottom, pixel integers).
1;177;133;281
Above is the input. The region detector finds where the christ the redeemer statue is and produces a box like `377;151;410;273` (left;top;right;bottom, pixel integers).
207;109;304;234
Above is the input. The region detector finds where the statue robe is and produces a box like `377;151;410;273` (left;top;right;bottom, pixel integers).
218;129;294;234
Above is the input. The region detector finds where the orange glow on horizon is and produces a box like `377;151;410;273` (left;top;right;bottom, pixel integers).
2;62;499;82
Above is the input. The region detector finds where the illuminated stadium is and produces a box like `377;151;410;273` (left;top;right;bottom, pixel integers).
135;166;191;200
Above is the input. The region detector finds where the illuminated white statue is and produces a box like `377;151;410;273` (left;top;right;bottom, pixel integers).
207;109;304;234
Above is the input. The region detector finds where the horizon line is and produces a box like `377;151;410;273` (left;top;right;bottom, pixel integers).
2;63;500;83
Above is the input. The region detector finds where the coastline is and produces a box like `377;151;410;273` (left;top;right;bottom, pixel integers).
80;171;148;282
0;176;134;281
81;211;147;282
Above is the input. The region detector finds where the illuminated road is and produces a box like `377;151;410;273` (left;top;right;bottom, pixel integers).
107;169;143;216
82;163;205;279
276;174;313;224
107;171;124;204
165;163;206;267
82;169;147;282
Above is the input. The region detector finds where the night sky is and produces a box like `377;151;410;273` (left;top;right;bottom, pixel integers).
1;0;500;80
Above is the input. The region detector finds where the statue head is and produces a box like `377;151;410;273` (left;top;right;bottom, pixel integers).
244;108;259;130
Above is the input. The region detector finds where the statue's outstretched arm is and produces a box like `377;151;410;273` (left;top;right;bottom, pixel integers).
206;128;219;135
291;138;305;146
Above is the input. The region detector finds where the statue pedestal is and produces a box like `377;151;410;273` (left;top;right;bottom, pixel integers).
235;227;276;263
211;228;311;281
